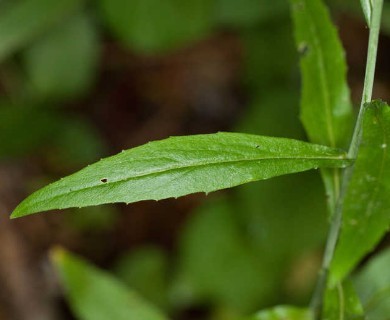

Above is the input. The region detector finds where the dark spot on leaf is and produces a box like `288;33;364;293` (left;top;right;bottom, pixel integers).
255;145;260;149
100;178;108;183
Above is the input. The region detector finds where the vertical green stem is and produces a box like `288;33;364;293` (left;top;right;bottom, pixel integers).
310;1;384;318
349;0;383;159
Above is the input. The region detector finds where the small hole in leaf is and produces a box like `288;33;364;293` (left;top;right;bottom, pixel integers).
100;178;108;183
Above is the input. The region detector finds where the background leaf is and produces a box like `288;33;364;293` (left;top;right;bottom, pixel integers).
0;0;83;62
250;306;312;320
330;101;390;284
0;100;104;165
289;0;353;211
22;12;99;100
289;0;352;148
113;247;170;311
51;248;169;320
176;198;278;312
354;247;390;320
0;101;59;158
98;0;213;54
242;21;296;91
214;0;287;28
11;132;351;218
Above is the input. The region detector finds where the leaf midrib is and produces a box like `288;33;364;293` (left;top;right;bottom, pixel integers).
19;154;348;210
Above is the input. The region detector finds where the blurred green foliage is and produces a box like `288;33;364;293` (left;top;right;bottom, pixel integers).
23;12;99;100
114;247;170;311
250;306;312;320
98;0;214;54
52;248;168;320
1;0;389;320
0;101;59;157
67;205;119;232
0;0;84;62
215;0;287;28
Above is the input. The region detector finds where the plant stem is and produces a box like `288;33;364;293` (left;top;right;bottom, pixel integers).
310;0;384;318
349;0;383;159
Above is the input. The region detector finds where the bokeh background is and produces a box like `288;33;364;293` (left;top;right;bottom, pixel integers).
1;0;390;319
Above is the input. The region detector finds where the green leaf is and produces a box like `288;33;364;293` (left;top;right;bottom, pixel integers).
360;0;372;27
23;12;99;100
250;306;312;320
98;0;213;54
289;0;353;211
289;0;352;148
0;0;83;62
11;132;351;218
330;101;390;284
51;248;169;320
323;280;364;320
354;247;390;320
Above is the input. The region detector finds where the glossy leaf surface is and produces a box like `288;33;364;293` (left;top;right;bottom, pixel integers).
0;0;83;62
290;0;353;210
331;101;390;283
12;132;351;218
51;248;168;320
354;248;390;319
250;306;312;320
